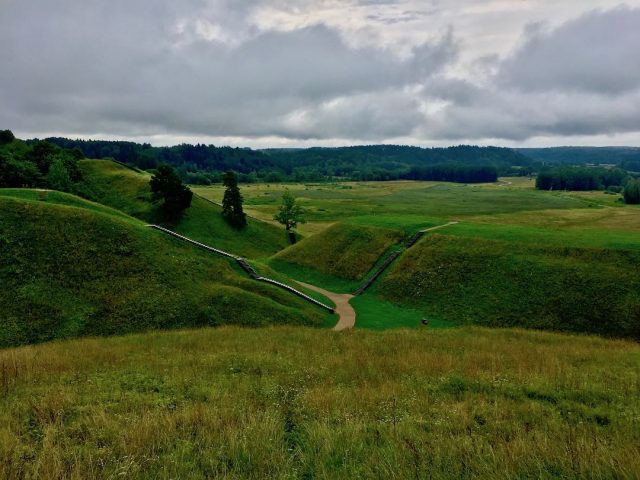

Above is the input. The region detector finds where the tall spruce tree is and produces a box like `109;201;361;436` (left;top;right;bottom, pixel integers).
222;171;246;229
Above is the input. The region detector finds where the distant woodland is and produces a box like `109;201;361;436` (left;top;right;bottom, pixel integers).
2;131;637;187
43;139;529;183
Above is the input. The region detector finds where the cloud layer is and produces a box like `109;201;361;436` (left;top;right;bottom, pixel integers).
1;0;639;146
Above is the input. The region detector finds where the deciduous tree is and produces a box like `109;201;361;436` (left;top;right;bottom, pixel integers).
274;191;305;242
150;165;193;221
624;178;640;204
46;158;72;192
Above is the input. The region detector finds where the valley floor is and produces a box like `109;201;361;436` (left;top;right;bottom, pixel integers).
1;326;639;479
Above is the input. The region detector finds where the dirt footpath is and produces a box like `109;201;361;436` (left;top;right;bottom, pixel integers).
295;281;356;331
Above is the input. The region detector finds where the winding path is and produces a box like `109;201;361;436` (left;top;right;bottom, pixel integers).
420;221;459;233
295;281;356;331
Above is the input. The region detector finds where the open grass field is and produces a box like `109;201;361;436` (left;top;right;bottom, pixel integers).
0;191;331;347
79;160;289;258
193;179;639;249
194;179;600;231
1;326;638;479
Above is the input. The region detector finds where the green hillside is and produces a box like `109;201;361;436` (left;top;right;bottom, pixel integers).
1;326;638;478
0;191;330;347
378;234;640;339
78;159;289;258
271;223;403;289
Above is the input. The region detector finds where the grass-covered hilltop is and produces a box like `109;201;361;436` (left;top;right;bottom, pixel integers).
1;130;639;478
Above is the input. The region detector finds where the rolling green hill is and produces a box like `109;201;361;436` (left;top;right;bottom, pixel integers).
78;159;289;258
377;234;640;339
270;223;403;290
0;191;330;347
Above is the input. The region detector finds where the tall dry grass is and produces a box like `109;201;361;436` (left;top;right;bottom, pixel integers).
0;326;639;479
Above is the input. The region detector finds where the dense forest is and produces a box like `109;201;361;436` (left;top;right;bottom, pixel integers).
404;163;497;183
535;166;630;191
43;138;526;183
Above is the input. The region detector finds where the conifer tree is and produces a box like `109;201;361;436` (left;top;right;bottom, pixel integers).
222;171;247;229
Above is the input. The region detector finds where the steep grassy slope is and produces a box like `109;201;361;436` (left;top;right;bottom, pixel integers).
378;234;640;339
271;223;403;287
78;160;288;258
1;326;638;478
77;160;157;219
0;193;330;347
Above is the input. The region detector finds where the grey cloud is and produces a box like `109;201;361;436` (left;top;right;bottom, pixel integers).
421;83;640;141
416;5;640;142
1;0;640;145
0;0;455;140
499;6;640;94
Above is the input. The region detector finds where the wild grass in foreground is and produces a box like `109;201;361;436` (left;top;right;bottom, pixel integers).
1;326;638;479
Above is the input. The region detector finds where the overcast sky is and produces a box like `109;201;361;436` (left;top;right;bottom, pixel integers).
2;0;640;147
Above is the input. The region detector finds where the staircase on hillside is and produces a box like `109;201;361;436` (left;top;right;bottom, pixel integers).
146;224;334;313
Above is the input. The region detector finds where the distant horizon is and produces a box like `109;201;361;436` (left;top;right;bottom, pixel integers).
16;132;640;151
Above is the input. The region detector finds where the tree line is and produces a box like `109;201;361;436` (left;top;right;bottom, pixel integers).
403;164;498;183
535;166;629;191
41;137;529;184
535;165;640;204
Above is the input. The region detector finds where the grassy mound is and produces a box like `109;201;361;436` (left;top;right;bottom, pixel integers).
78;159;288;258
0;192;330;347
1;326;638;478
378;234;640;339
271;223;403;284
